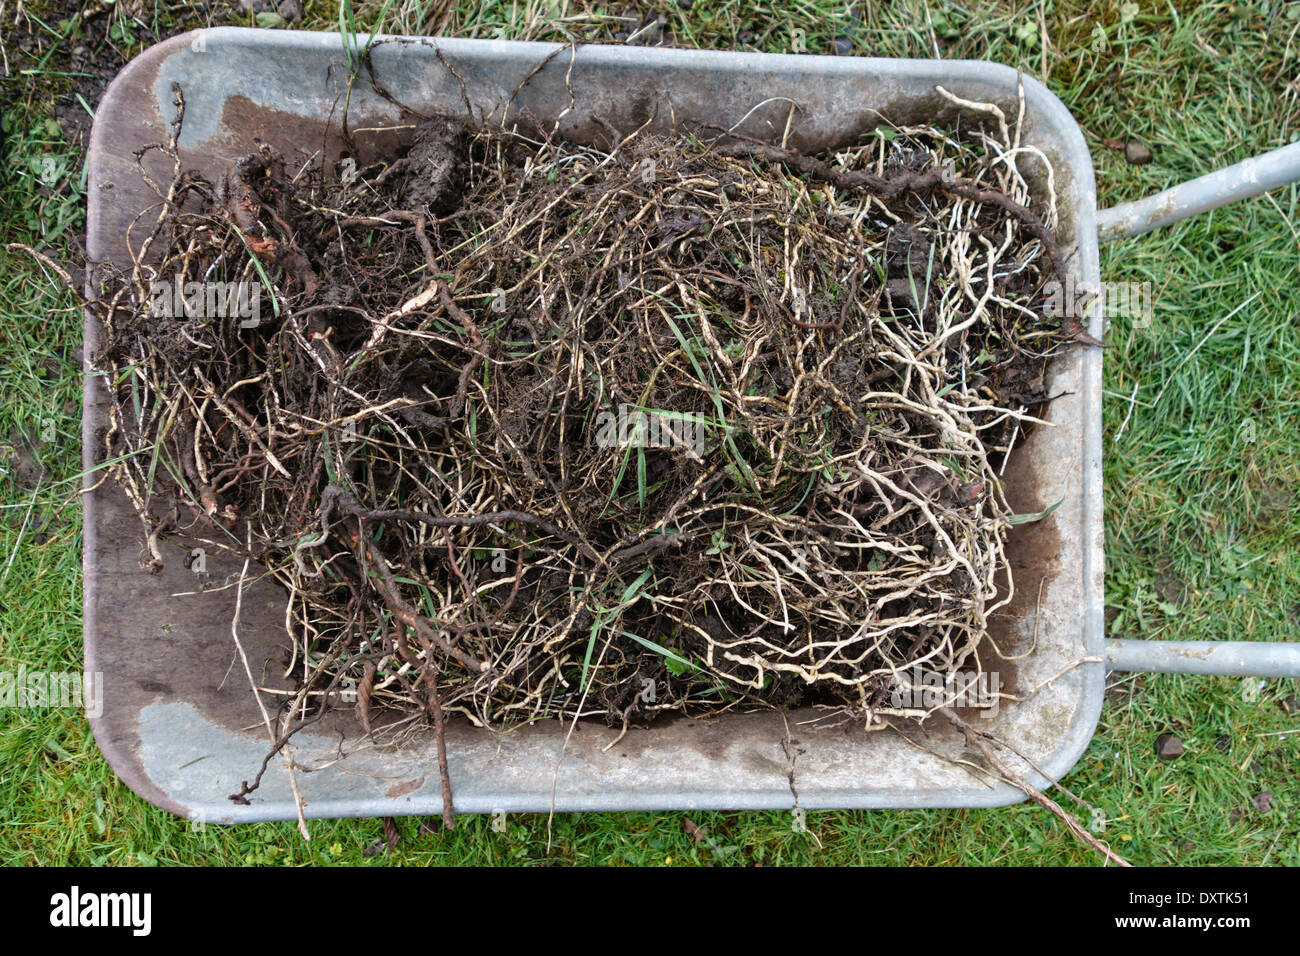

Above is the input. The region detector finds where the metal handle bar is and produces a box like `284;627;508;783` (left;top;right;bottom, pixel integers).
1097;141;1300;241
1094;140;1300;676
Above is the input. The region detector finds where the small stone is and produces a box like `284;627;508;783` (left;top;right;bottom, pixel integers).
834;35;853;56
1252;790;1272;813
1155;732;1184;760
1125;140;1154;165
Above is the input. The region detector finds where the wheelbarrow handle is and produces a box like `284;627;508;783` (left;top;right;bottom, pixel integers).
1094;143;1300;679
1105;639;1300;678
1096;140;1300;242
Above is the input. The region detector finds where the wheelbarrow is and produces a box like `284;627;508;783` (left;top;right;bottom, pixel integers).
81;29;1300;823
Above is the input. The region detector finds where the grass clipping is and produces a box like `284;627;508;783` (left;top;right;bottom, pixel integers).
93;101;1083;787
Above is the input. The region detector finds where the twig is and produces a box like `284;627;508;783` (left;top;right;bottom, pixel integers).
229;541;311;840
942;707;1129;866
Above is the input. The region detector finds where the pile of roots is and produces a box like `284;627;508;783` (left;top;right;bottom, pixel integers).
91;89;1083;803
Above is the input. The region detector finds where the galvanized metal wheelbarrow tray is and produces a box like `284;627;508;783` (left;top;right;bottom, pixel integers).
83;28;1300;823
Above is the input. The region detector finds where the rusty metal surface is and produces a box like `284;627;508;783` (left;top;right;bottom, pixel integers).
84;29;1105;821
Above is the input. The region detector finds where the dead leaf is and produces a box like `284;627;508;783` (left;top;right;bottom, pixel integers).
682;818;708;843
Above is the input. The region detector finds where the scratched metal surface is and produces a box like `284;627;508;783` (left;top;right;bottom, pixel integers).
83;29;1105;822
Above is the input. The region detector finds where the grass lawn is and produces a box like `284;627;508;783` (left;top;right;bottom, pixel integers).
1;0;1297;866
